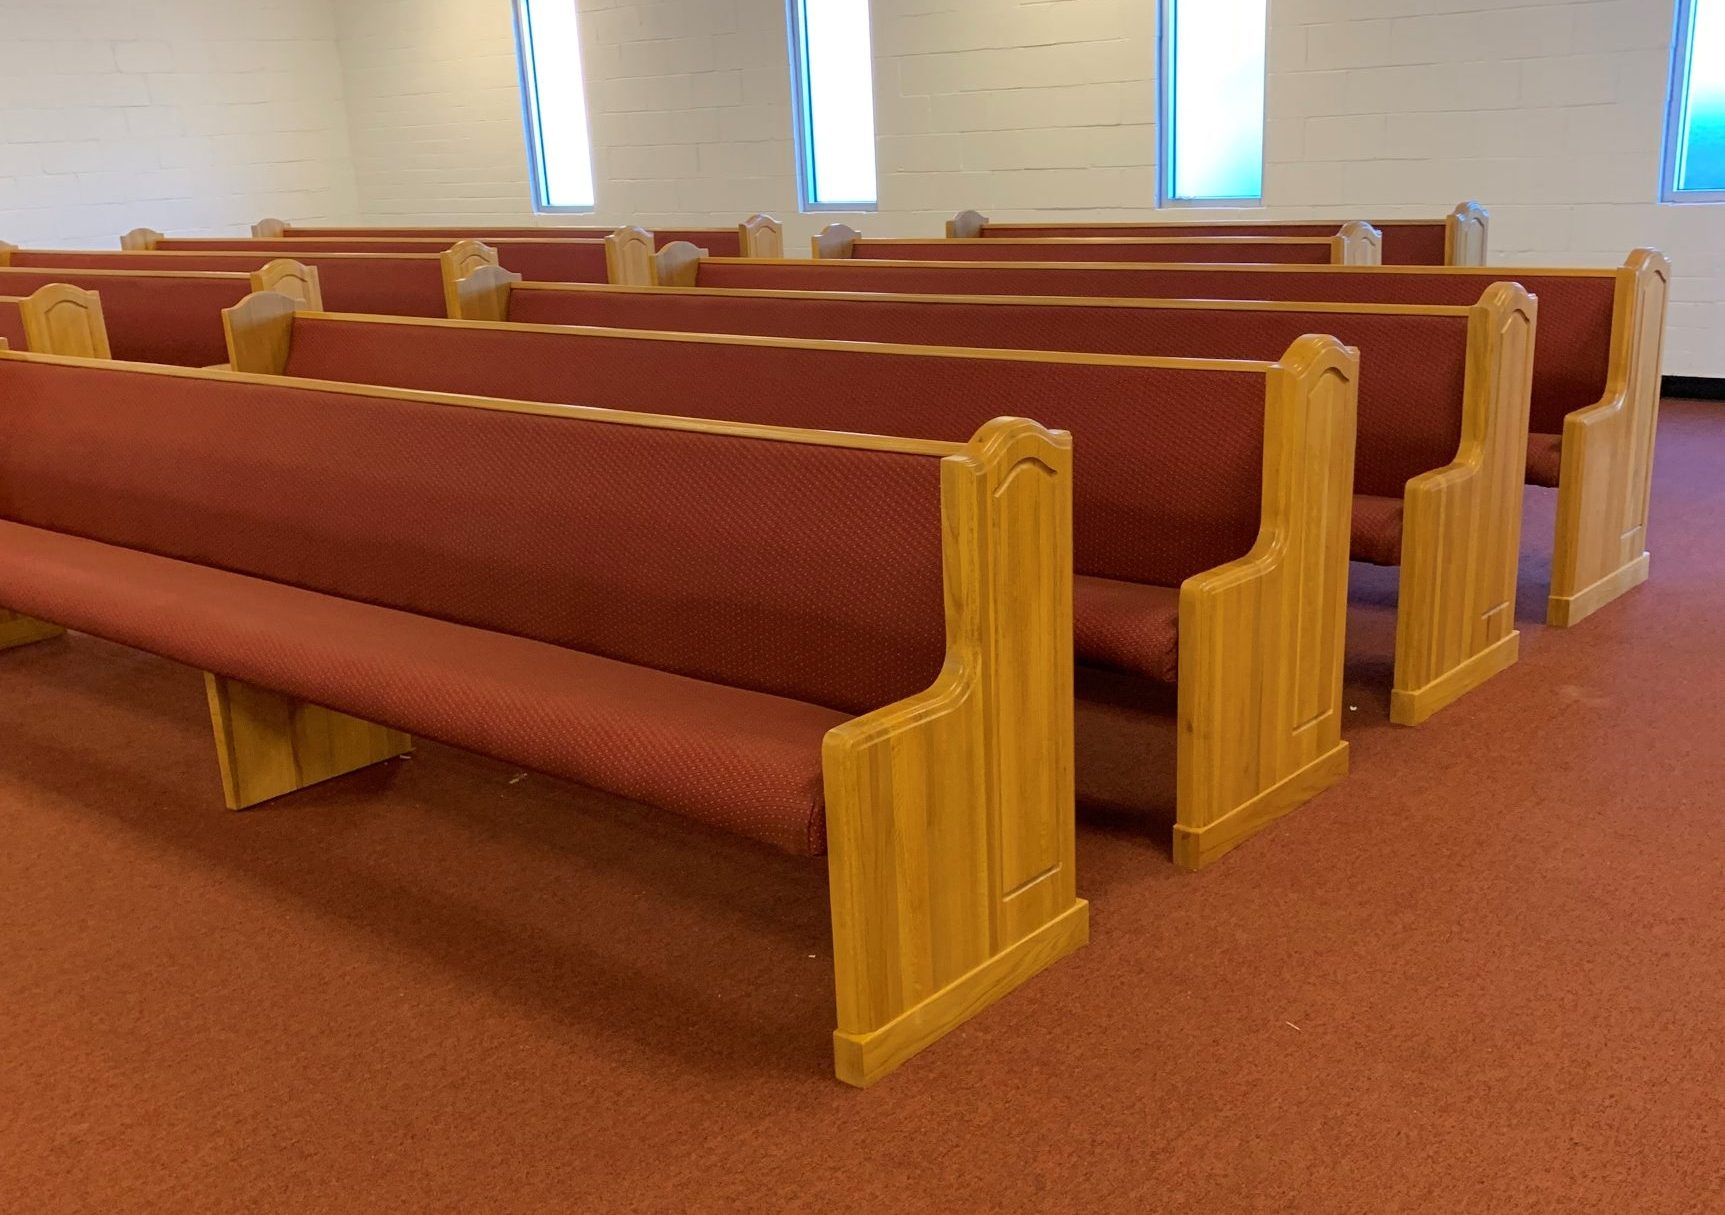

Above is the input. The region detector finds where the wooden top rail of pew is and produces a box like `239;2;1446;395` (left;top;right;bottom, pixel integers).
449;272;1535;724
224;293;1360;869
0;261;316;365
0;346;1084;1088
649;243;1668;626
248;213;785;258
121;225;661;286
813;221;1384;265
0;241;496;317
945;201;1490;265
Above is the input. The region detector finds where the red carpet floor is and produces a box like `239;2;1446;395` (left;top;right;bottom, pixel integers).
2;400;1723;1214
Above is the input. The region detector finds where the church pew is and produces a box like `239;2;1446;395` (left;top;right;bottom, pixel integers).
946;201;1489;266
226;294;1359;869
648;245;1669;627
0;346;1085;1088
812;221;1383;265
0;263;315;365
122;226;646;286
0;242;495;317
450;273;1534;724
0;284;113;359
250;213;785;258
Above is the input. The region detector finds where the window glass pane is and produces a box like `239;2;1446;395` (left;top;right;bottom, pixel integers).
1165;0;1266;202
518;0;596;209
795;0;878;207
1676;0;1725;192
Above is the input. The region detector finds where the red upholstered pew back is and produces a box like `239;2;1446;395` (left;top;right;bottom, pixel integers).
0;298;23;349
848;239;1335;265
0;357;949;717
7;250;446;316
155;238;611;284
0;268;253;364
504;287;1464;501
278;316;1270;590
975;224;1448;265
693;259;1610;436
275;227;745;255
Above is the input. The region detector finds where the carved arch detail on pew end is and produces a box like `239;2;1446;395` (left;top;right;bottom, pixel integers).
739;214;783;259
947;210;989;239
605;226;658;286
20;283;113;360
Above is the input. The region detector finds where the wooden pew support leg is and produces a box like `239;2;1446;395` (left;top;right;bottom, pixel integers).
824;419;1086;1087
1173;336;1358;870
0;610;66;651
205;673;412;810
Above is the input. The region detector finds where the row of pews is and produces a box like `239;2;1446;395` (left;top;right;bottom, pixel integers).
0;200;1669;1088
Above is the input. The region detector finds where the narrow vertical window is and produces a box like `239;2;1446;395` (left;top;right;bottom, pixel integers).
788;0;878;209
1665;0;1725;201
1159;0;1267;205
514;0;597;211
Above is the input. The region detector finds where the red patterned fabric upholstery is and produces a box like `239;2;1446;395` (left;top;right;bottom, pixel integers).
0;299;24;350
0;358;959;851
0;520;843;854
851;240;1333;265
697;260;1613;443
0;268;251;364
1351;494;1405;567
1072;576;1180;682
656;230;742;256
279;228;744;255
1526;432;1564;487
974;223;1448;265
11;251;446;316
282;317;1270;593
505;288;1467;501
160;238;611;285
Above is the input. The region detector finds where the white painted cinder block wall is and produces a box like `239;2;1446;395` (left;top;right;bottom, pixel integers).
0;0;358;247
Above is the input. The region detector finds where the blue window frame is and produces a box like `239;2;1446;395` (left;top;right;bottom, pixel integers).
1665;0;1725;202
787;0;878;210
513;0;597;212
1158;0;1267;206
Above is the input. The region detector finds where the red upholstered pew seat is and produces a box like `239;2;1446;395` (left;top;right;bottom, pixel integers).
0;268;266;364
0;350;1084;1087
837;237;1338;265
974;222;1447;265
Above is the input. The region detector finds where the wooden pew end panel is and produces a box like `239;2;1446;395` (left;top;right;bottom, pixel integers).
20;284;113;359
947;210;988;239
223;290;299;375
0;610;67;651
1173;335;1359;870
1390;282;1537;724
205;674;413;811
604;226;657;286
651;241;704;288
823;418;1085;1086
739;214;783;259
120;227;164;251
1337;221;1384;266
253;217;289;238
1447;202;1491;266
251;259;325;312
812;223;861;259
439;241;502;317
450;263;523;322
1547;249;1670;627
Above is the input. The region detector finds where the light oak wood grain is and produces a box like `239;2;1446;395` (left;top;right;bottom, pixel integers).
19;283;112;359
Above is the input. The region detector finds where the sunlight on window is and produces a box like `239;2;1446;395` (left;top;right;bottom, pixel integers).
1162;0;1267;203
516;0;597;210
792;0;878;208
1671;0;1725;195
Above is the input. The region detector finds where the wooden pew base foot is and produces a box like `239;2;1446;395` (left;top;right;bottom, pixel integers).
0;611;66;651
1547;551;1649;628
205;673;413;810
1390;631;1519;726
1172;741;1349;872
832;899;1089;1089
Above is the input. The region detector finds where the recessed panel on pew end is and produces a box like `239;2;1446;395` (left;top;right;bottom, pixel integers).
251;259;325;311
1547;249;1670;627
824;417;1086;1087
19;283;113;360
603;226;656;285
1447;202;1490;266
1173;335;1360;870
738;214;783;259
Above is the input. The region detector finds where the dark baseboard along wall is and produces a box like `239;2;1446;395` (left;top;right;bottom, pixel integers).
1664;376;1725;401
